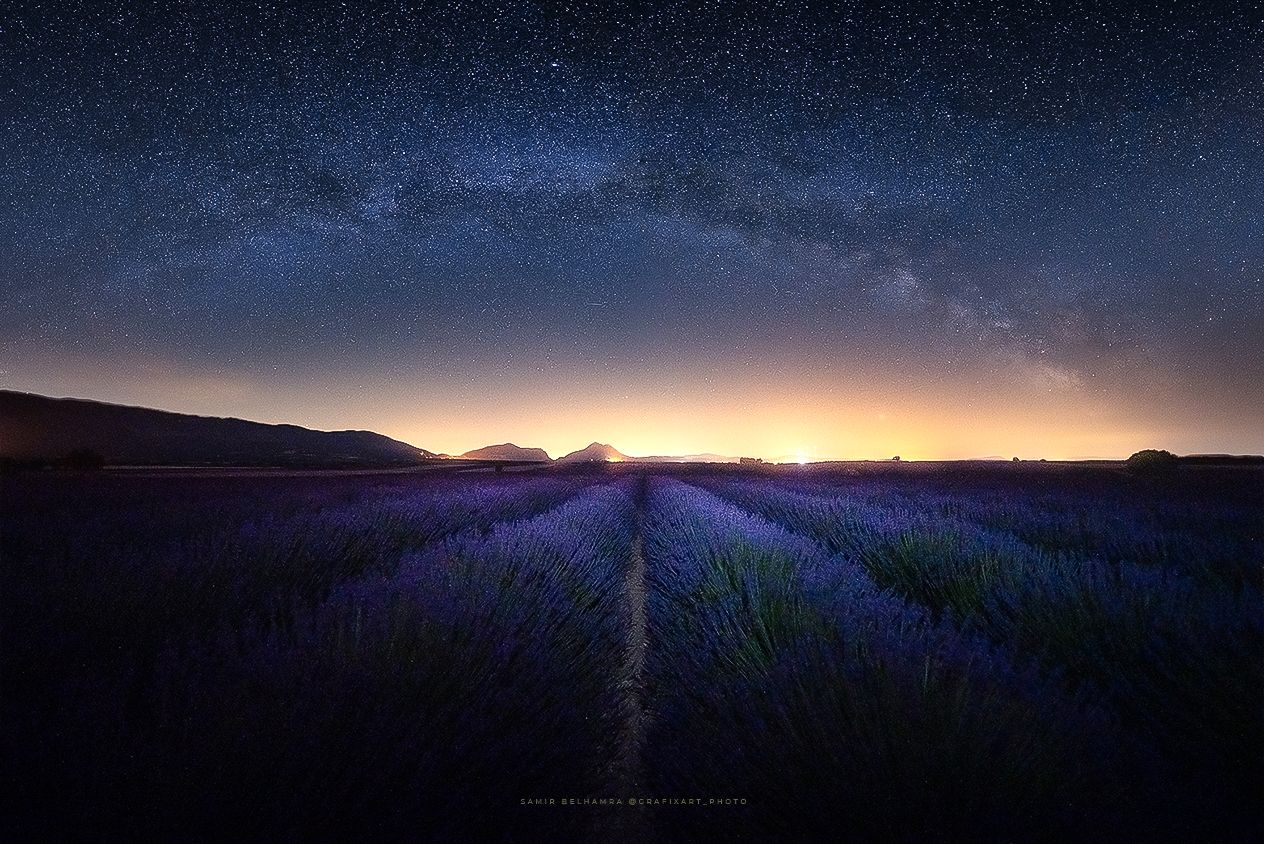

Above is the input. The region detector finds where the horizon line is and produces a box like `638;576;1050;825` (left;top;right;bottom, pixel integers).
4;388;1260;465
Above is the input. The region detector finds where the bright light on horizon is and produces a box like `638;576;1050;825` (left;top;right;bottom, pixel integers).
10;366;1261;462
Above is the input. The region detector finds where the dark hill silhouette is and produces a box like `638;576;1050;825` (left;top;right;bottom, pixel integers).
0;391;434;467
459;443;552;462
556;442;628;463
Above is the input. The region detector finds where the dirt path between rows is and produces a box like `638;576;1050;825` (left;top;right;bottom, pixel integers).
594;483;653;842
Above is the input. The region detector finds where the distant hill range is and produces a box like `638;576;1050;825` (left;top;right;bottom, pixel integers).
459;443;552;462
16;390;1245;471
0;391;435;467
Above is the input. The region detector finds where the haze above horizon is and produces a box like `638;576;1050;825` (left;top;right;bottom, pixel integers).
6;389;1254;464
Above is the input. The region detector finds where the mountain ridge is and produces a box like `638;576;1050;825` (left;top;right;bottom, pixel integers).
556;442;628;463
459;442;552;461
0;391;435;467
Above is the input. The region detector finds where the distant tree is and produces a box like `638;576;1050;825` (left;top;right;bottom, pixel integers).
1126;449;1179;474
62;448;105;470
1012;456;1021;462
891;455;900;462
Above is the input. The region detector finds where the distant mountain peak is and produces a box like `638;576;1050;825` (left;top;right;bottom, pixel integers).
459;443;552;461
557;442;627;463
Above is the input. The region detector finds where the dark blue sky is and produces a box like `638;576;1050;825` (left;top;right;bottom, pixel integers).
2;1;1261;458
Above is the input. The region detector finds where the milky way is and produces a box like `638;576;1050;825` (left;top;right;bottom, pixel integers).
2;1;1261;457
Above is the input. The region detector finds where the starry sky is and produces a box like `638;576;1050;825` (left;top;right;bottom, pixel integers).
2;0;1261;459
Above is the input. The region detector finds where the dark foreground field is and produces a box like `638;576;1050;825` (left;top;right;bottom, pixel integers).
2;463;1260;842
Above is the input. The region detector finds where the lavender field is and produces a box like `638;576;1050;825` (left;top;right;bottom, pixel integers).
2;463;1260;842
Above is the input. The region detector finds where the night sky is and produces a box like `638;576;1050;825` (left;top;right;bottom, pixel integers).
2;1;1261;459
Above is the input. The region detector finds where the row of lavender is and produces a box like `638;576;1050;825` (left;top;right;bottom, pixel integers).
676;471;1261;839
758;466;1262;591
641;478;1123;840
1;471;637;840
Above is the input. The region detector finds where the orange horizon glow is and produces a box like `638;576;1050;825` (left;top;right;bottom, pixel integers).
7;351;1262;462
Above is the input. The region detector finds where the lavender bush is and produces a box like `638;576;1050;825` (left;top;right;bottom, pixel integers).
641;478;1116;841
699;471;1262;838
